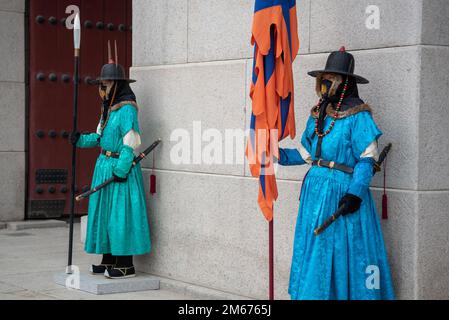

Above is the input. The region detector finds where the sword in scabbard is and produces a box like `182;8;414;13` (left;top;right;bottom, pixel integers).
75;139;162;201
314;143;392;236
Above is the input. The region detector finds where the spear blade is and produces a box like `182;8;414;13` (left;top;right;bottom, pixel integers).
74;13;81;53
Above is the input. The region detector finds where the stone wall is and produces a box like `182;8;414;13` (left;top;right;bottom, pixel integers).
131;0;449;299
0;0;25;221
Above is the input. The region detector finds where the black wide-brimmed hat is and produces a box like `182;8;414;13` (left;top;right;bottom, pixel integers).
94;63;136;84
308;47;369;84
93;40;136;84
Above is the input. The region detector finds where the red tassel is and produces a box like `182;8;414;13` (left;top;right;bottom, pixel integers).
150;174;157;195
382;194;388;219
150;153;157;195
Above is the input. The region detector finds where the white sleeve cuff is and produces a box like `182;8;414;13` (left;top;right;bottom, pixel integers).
96;121;102;135
123;130;142;149
361;141;379;162
299;142;313;164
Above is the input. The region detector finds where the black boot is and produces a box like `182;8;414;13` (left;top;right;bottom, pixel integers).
104;255;135;279
90;254;116;275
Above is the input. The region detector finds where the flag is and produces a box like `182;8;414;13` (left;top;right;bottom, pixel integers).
247;0;299;221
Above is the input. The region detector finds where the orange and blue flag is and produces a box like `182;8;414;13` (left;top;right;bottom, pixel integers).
247;0;299;221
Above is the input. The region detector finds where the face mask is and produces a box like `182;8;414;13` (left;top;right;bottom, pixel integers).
99;82;114;101
321;79;333;97
318;74;343;99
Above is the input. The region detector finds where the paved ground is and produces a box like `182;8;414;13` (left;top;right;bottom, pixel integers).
0;224;196;300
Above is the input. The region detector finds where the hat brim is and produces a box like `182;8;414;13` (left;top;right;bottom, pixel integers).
308;70;369;84
91;78;136;85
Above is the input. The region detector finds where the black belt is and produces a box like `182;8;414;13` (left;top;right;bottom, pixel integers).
312;159;354;174
101;149;120;159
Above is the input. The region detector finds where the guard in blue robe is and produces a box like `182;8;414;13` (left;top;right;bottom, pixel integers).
279;47;395;300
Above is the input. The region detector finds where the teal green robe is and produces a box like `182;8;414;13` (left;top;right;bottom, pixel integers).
77;103;151;256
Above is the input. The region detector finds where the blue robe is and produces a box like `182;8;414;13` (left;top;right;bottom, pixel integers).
77;104;151;256
279;109;395;300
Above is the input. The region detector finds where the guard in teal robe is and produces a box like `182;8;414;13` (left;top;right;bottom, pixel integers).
70;61;150;279
279;48;395;299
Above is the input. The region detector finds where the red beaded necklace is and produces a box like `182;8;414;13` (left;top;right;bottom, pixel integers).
314;78;349;138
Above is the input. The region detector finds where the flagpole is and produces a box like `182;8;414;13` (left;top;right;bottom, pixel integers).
269;218;274;300
66;13;81;274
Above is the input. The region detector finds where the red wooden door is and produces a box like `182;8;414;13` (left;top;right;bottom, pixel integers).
28;0;132;219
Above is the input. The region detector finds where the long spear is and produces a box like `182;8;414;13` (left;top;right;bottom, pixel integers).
66;13;81;274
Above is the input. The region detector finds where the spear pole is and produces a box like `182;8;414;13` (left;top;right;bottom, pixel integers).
66;13;81;274
269;218;274;300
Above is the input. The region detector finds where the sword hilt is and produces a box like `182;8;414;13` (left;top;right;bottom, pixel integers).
374;143;392;173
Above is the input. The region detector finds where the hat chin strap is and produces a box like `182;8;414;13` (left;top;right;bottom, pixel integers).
316;74;343;98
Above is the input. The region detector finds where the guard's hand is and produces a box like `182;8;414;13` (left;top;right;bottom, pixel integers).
69;131;81;146
113;173;127;183
338;193;362;216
